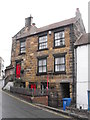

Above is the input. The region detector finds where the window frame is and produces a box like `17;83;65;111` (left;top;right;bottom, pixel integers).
20;40;26;54
54;31;65;48
37;57;47;75
54;53;66;74
38;35;48;51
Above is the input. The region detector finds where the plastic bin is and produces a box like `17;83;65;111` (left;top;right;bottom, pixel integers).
63;99;67;111
63;98;72;111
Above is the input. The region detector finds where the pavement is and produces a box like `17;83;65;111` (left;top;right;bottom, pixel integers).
36;103;89;120
1;89;89;120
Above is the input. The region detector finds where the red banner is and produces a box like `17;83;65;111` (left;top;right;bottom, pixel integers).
16;64;21;78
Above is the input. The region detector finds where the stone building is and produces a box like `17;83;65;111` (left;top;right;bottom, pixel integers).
9;8;85;104
0;57;4;80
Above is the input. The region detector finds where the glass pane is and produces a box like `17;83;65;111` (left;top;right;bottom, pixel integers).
55;57;65;64
43;59;46;65
60;57;65;64
55;40;60;46
21;42;25;47
55;33;58;39
43;66;46;72
60;65;65;71
39;36;47;43
39;67;42;73
60;38;65;45
55;31;64;39
43;36;47;42
21;47;25;53
39;46;41;49
39;37;42;43
39;60;42;66
55;58;60;64
39;43;47;49
55;65;59;72
61;31;64;38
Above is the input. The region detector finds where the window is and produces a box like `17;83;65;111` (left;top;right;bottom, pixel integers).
38;36;47;50
20;41;26;53
38;58;47;73
54;31;65;47
41;82;48;94
54;56;65;73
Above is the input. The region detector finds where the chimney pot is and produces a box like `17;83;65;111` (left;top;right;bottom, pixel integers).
32;23;35;26
76;8;79;11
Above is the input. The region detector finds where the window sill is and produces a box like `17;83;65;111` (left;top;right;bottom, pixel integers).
37;48;49;52
53;71;66;75
53;45;65;49
36;72;47;76
18;52;26;55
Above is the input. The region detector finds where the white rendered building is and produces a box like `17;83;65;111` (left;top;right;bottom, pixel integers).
75;33;90;110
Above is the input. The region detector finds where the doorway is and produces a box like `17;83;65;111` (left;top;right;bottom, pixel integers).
60;83;70;98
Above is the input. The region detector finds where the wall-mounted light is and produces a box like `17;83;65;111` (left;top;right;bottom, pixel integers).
49;31;51;35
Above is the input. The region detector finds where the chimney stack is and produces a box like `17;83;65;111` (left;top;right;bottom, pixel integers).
25;15;33;27
76;8;81;18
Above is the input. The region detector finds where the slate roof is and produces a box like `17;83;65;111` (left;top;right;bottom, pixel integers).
13;17;76;40
36;17;76;33
74;33;90;46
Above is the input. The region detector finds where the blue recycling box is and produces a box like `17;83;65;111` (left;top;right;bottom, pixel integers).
63;98;72;111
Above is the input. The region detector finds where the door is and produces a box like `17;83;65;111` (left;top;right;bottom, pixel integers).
16;62;21;78
88;91;90;110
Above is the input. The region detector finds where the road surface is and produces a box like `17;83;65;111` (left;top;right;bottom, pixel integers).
0;81;71;119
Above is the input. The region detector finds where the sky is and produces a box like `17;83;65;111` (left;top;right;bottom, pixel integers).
0;0;89;68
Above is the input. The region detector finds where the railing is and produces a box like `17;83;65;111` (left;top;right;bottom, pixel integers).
10;86;59;96
10;87;53;96
10;86;59;107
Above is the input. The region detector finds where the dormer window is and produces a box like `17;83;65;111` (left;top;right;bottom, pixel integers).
38;35;47;50
54;31;65;47
20;40;26;54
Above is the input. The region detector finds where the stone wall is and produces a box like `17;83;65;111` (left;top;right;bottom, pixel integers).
11;26;74;103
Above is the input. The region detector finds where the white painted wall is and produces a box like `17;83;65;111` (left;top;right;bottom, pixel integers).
76;45;88;109
88;44;90;91
0;57;4;80
3;82;13;91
